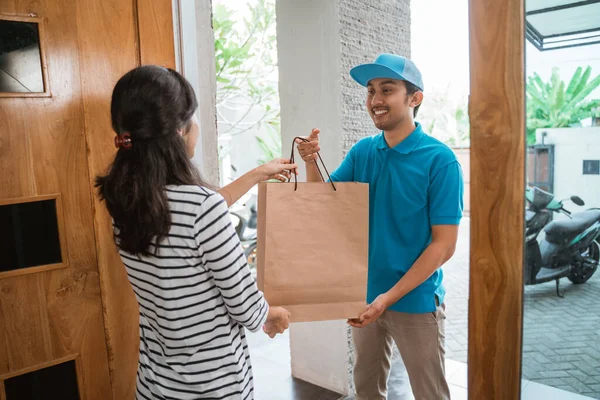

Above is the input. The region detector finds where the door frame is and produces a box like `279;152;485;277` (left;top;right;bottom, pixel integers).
468;0;526;399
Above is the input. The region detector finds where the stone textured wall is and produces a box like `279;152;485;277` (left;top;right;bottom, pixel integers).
338;0;412;156
338;0;411;394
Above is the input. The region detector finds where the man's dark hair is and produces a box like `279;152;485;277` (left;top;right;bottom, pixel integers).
404;81;422;118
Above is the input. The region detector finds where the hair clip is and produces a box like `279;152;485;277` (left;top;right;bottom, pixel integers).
115;133;132;149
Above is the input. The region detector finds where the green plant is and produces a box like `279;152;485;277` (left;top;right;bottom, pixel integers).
255;121;282;165
212;0;280;139
526;66;600;143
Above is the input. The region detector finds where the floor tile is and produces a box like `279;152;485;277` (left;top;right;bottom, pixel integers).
447;362;468;389
249;329;343;400
256;377;342;400
450;384;469;400
521;381;597;400
446;359;464;379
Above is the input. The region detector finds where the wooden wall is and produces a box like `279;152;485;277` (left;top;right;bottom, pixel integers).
0;1;115;398
468;0;526;399
0;1;176;399
81;1;177;399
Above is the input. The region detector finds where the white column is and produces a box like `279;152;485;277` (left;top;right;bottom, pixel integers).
277;0;344;176
179;0;220;186
276;0;349;395
276;0;411;395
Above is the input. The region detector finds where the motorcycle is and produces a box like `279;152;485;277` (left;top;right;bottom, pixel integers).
229;189;258;278
525;186;600;296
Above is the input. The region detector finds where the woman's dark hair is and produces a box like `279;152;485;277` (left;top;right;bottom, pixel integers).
405;81;422;118
96;65;207;256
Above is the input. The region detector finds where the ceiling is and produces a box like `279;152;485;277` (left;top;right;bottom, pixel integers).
526;0;600;51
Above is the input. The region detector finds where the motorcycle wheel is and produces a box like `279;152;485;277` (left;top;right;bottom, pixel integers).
568;241;600;284
245;242;258;279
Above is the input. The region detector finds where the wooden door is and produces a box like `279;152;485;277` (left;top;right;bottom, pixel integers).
468;0;526;399
0;0;113;397
0;1;176;399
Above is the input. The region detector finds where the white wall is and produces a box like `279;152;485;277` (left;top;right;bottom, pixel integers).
179;0;220;185
536;127;600;212
277;0;413;394
277;0;344;177
276;0;349;395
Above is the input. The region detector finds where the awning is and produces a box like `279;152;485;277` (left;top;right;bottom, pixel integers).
526;0;600;51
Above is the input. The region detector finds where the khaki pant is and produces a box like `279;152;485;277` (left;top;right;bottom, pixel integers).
352;303;450;400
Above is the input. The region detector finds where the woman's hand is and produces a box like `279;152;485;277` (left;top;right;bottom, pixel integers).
263;306;291;338
256;158;298;182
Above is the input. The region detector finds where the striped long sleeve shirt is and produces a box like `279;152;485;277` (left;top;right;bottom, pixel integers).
118;185;268;400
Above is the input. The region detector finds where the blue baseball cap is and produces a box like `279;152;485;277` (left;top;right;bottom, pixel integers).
350;53;424;91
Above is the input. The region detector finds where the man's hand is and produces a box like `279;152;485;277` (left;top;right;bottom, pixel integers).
256;158;298;182
263;306;291;338
295;128;320;162
347;295;390;328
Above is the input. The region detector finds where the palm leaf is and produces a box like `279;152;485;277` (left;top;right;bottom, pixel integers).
565;66;583;98
570;66;592;101
554;81;566;112
564;74;600;109
549;68;562;110
532;74;548;96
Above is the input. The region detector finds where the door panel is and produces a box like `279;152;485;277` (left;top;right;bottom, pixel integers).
0;0;176;397
74;0;141;397
0;0;114;398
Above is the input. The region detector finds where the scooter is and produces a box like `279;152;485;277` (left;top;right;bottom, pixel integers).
525;186;600;296
229;190;258;278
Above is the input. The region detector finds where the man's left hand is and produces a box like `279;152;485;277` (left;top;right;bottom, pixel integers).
347;294;391;328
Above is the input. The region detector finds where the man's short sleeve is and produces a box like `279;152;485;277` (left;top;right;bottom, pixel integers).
429;161;464;225
329;145;355;182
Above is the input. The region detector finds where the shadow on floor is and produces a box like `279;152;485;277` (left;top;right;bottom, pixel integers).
248;329;342;400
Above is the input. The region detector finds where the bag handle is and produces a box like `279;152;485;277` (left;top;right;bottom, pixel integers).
290;137;337;191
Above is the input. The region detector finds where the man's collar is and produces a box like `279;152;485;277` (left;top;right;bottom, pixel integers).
376;123;424;154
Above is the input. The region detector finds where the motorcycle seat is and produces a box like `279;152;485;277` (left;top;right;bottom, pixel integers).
544;210;600;244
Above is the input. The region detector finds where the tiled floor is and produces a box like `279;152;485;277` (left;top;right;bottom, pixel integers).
444;218;600;399
365;358;597;400
248;330;340;400
248;329;598;400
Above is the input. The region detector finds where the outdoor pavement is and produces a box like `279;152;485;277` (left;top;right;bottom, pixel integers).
444;218;600;399
248;218;600;399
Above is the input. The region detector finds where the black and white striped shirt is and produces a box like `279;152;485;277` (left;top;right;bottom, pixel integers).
118;185;268;400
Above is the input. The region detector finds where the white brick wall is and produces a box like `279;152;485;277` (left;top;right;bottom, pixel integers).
338;0;412;394
339;0;412;156
276;0;411;394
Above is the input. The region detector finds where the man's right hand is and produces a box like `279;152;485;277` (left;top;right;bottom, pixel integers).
263;306;291;338
295;128;321;162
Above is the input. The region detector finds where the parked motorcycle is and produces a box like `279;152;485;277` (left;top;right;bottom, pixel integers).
525;186;600;296
229;190;258;278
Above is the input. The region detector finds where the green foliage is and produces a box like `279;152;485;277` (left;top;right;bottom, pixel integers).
526;66;600;144
212;0;281;165
255;121;282;165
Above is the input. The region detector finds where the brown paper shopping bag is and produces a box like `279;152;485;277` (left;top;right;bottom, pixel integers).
256;138;369;322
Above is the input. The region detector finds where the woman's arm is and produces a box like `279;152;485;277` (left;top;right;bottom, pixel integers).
194;192;268;331
219;158;297;207
194;191;291;333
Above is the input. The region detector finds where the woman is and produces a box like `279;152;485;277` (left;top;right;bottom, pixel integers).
96;65;293;399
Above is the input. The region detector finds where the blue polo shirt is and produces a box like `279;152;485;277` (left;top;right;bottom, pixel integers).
330;123;463;313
